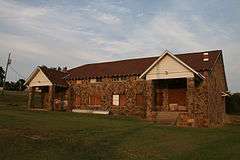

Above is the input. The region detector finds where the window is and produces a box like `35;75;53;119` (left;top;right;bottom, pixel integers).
90;78;103;83
136;94;144;106
96;77;102;82
120;94;126;106
112;76;127;82
76;80;82;84
112;76;119;82
90;79;96;83
89;95;101;105
120;76;127;81
75;95;81;106
113;95;119;106
113;94;126;106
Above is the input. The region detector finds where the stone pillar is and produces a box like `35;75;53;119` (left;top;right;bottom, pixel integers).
162;89;168;111
145;80;157;120
181;77;196;127
40;92;45;109
187;78;195;113
49;85;55;111
27;87;35;109
65;87;72;111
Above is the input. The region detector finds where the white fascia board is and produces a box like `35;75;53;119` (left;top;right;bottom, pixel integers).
139;50;205;79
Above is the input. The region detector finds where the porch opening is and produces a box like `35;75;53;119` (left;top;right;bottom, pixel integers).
153;78;187;112
28;86;67;111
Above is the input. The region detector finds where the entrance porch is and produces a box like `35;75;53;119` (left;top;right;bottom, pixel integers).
27;85;68;111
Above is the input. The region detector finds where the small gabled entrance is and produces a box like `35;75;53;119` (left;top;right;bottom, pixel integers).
141;51;204;125
24;66;69;111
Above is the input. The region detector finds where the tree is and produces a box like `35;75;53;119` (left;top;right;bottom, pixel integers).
226;93;240;114
0;66;5;87
15;79;26;91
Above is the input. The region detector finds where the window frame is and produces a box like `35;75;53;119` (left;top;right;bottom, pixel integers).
89;95;101;106
75;95;81;106
136;94;144;106
119;94;127;107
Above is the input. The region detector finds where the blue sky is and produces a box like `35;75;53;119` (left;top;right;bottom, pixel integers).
0;0;239;92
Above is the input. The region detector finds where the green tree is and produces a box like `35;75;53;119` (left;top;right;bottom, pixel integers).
15;79;26;91
0;66;5;87
226;93;240;114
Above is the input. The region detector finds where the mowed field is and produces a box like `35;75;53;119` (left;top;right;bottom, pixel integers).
0;91;240;160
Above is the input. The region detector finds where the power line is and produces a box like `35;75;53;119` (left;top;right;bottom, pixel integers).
9;66;26;80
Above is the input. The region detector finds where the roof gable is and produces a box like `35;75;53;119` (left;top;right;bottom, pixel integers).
40;66;68;87
29;69;52;87
140;50;205;79
25;66;68;87
145;53;195;80
25;67;52;87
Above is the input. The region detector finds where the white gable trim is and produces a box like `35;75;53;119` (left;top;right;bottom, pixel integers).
139;50;205;79
24;67;53;86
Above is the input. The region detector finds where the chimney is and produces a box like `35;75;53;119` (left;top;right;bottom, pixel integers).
63;66;67;72
203;52;209;62
57;66;61;71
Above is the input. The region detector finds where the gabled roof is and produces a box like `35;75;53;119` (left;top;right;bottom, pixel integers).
67;50;221;80
139;50;205;79
40;66;68;87
25;66;68;87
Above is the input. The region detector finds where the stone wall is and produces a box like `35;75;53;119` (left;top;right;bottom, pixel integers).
176;55;227;127
63;55;227;128
176;71;213;127
208;54;227;127
69;76;148;118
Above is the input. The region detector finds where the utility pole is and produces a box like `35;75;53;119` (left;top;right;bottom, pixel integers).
1;51;12;95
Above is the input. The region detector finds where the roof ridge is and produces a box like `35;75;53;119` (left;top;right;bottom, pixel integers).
39;65;67;74
69;49;221;71
68;56;159;71
175;49;222;56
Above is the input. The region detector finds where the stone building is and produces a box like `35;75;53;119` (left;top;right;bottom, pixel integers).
25;50;228;127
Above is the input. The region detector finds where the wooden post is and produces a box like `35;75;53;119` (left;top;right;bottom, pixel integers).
27;87;35;109
49;85;55;111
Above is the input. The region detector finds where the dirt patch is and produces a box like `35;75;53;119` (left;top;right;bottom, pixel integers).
0;126;49;140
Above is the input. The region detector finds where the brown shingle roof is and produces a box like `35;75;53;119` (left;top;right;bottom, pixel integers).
39;66;68;87
67;50;221;80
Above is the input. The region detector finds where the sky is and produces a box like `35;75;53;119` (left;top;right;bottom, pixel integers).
0;0;239;92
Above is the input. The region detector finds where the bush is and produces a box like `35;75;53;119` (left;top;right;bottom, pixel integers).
226;93;240;114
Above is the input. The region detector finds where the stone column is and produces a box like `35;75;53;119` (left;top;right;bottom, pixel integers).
162;89;168;111
40;92;45;109
187;78;195;113
65;87;72;111
49;85;55;111
27;87;35;109
145;80;157;120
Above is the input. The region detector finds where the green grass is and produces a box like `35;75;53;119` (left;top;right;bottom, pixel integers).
0;91;240;160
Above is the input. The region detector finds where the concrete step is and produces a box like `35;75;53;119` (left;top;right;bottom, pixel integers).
225;114;240;124
156;112;179;125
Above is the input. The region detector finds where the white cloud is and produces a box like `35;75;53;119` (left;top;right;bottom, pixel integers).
0;0;48;19
0;0;239;91
96;13;121;25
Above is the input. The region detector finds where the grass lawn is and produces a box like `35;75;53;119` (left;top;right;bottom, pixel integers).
0;91;240;160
